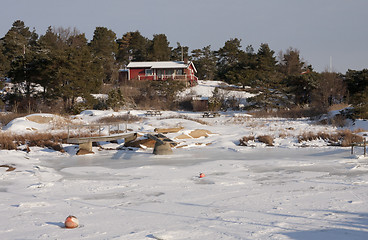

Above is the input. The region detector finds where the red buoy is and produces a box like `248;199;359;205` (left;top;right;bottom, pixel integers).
65;215;79;229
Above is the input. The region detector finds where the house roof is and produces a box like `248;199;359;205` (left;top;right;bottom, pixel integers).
126;61;197;72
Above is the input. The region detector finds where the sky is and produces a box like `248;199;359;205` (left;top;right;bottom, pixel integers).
1;0;367;73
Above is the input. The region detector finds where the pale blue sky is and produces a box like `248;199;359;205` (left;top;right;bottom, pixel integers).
1;0;367;73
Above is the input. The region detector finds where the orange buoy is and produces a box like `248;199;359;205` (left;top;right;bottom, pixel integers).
65;215;79;229
199;172;205;178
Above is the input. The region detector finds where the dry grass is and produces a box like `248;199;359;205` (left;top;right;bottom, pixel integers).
228;116;252;124
0;113;28;127
97;114;141;124
250;107;326;119
257;135;274;146
0;132;94;151
328;104;349;111
297;130;363;147
160;115;209;125
239;135;274;146
239;136;255;146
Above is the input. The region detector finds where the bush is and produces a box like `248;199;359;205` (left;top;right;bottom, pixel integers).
297;130;363;146
239;136;255;146
0;113;27;127
239;135;274;146
0;132;94;151
250;106;326;119
257;135;274;146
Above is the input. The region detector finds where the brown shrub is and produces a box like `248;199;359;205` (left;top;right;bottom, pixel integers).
257;135;274;146
338;129;363;147
0;132;88;151
330;114;347;127
239;136;255;146
250;107;326;119
297;130;363;146
0;113;27;127
279;132;287;139
0;133;17;150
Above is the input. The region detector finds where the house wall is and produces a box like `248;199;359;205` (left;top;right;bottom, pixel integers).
129;68;146;80
128;65;198;81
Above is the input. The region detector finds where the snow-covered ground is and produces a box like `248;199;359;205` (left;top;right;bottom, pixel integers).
1;81;368;239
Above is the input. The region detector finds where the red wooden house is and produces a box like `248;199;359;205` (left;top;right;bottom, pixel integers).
120;60;198;85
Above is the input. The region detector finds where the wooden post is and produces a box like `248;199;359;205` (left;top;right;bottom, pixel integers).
364;139;366;156
351;144;354;155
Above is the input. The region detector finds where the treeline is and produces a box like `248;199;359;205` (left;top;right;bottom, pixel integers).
0;20;367;117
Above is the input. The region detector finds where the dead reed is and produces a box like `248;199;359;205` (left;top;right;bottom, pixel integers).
239;136;255;146
239;135;274;146
0;132;93;151
257;135;274;146
297;130;363;146
97;114;141;124
159;115;209;125
0;113;28;127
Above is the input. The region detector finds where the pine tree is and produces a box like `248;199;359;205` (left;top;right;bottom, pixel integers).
2;20;37;62
246;43;285;111
224;45;257;88
216;38;243;80
191;45;217;80
150;34;171;61
344;69;368;118
0;44;8;78
48;32;103;111
171;42;189;61
4;20;38;112
117;31;149;64
278;47;305;76
90;27;118;83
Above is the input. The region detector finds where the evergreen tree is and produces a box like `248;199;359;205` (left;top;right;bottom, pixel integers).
256;43;278;85
2;20;38;63
344;69;368;118
191;45;217;80
59;33;103;111
116;31;149;64
36;26;67;102
247;43;285;111
312;71;346;109
278;47;313;107
0;43;8;78
216;38;243;81
150;34;171;61
278;47;305;76
344;69;368;97
171;42;189;61
284;68;319;106
90;27;118;82
106;88;124;110
225;45;257;88
4;20;38;112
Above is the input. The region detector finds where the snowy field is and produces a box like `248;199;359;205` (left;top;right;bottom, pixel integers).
1;81;368;239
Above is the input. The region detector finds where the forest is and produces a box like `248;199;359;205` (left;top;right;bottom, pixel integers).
0;20;368;118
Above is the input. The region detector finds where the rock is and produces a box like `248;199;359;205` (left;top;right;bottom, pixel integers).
154;127;184;134
76;149;94;155
188;129;213;138
124;138;156;148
